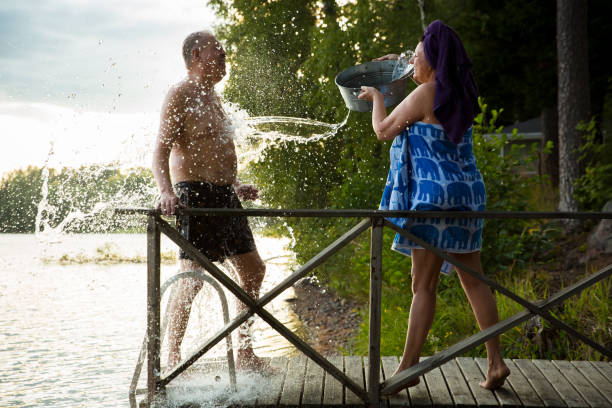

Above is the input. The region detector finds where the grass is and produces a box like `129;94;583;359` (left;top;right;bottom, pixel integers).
350;263;611;361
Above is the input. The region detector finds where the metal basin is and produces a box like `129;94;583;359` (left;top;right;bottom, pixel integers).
335;60;408;112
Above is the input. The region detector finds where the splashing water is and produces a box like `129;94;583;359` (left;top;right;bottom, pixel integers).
226;104;350;170
28;103;350;236
244;113;349;141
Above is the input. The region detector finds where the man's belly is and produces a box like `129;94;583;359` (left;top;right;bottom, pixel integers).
170;149;237;186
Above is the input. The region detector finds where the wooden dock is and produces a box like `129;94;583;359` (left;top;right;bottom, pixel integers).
147;355;612;407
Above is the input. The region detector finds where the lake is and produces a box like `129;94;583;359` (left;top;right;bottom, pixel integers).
0;233;302;407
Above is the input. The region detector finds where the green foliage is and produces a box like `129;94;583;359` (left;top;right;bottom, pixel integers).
473;99;557;274
494;269;611;361
574;117;612;211
208;0;314;117
0;166;156;233
206;0;609;361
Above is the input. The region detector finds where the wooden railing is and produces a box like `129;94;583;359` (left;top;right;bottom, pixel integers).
116;208;612;408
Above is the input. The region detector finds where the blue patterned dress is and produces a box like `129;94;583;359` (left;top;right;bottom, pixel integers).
379;121;486;274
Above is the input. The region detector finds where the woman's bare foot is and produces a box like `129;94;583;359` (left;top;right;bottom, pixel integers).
381;365;420;395
479;362;510;390
381;377;420;395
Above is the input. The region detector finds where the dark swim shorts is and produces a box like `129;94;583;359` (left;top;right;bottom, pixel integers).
175;181;256;262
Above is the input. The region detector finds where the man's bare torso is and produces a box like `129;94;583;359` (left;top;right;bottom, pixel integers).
169;80;237;185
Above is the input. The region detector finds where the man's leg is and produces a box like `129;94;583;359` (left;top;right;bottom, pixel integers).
166;259;204;369
453;251;510;389
393;249;443;383
227;249;267;371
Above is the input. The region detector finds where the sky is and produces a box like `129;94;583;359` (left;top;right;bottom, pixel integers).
0;0;219;176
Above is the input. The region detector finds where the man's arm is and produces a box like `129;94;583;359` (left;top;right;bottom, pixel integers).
152;86;185;215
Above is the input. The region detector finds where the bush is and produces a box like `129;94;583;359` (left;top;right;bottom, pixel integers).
574;117;612;211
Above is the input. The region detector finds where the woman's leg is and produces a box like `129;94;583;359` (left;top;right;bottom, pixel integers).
394;249;444;380
453;251;510;389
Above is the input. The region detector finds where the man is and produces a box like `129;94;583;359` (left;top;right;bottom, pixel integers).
152;30;267;371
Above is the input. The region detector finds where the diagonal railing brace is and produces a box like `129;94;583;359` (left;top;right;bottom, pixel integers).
156;217;371;401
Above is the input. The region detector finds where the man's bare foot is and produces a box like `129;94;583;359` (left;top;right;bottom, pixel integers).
236;349;278;375
479;362;510;390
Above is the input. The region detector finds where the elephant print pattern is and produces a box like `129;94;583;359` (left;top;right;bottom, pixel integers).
379;122;485;275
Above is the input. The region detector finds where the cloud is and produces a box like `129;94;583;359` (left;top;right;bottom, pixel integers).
0;0;219;111
49;0;216;25
0;101;158;176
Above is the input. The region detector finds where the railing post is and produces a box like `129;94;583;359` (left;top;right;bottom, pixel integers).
368;217;384;407
147;214;162;406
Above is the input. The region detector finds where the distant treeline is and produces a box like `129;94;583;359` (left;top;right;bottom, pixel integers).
0;166;156;233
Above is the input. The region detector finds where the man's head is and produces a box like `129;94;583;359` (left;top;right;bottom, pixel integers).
182;31;226;83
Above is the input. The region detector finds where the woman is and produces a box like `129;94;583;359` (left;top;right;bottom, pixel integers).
358;20;510;390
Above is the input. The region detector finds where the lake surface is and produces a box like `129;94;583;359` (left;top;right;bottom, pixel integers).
0;233;302;407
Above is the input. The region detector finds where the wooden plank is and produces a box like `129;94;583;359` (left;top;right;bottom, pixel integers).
369;219;384;407
256;356;290;407
345;356;366;407
571;360;612;406
279;354;308;407
440;358;476;407
422;364;454;407
553;360;609;408
302;357;325;408
455;357;498;407
590;361;612;385
146;215;162;404
409;357;432;407
532;360;588;407
364;357;389;408
381;356;411;407
500;359;543;407
474;358;522;407
513;359;565;407
323;356;345;407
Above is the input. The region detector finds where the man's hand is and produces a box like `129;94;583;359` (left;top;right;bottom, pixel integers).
156;191;185;215
235;183;259;201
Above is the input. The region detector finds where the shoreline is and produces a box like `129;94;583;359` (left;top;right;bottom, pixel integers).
288;278;362;356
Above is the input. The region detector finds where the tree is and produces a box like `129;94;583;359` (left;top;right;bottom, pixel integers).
557;0;590;215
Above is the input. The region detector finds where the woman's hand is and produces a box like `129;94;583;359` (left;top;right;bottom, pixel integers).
373;54;399;61
358;86;382;102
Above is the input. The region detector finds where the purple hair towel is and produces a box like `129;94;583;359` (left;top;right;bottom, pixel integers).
423;20;479;144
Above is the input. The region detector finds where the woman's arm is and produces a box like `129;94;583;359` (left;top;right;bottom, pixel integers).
358;82;434;141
